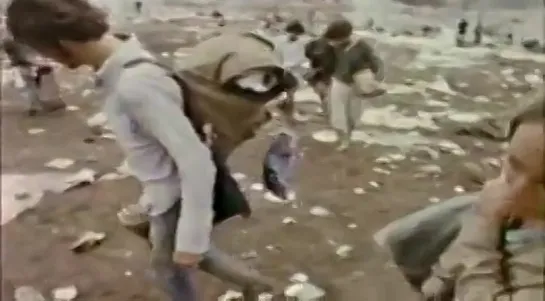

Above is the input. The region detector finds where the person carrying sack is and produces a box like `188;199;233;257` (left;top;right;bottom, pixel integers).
322;19;385;151
2;37;65;116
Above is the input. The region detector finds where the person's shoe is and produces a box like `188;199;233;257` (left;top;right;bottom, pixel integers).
336;138;350;151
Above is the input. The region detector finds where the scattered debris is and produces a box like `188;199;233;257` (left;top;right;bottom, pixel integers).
27;128;45;135
428;197;440;203
289;273;309;283
251;183;264;191
218;290;243;301
335;244;353;258
453;185;466;193
52;285;77;301
240;250;258;260
231;172;247;181
309;206;330;217
14;286;46;301
63;168;96;191
45;158;75;170
352;187;365;195
284;282;325;300
347;223;358;229
70;231;106;253
282;217;296;224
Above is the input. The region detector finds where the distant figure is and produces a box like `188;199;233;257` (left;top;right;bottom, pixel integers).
473;19;482;45
134;1;142;15
322;19;385;151
304;37;336;116
2;37;65;115
277;20;309;126
456;18;468;47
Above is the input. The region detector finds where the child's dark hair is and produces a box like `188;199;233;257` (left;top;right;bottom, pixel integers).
285;20;305;36
323;19;353;40
6;0;109;51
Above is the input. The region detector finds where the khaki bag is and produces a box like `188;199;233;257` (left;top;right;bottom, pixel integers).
122;32;297;224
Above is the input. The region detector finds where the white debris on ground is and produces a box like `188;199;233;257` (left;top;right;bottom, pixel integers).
3;1;545;300
51;285;78;301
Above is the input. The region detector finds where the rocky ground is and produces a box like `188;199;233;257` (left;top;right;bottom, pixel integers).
2;10;545;301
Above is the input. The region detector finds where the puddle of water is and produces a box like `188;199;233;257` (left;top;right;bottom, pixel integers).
1;172;78;225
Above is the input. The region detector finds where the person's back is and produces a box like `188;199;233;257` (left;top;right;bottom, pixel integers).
304;38;336;83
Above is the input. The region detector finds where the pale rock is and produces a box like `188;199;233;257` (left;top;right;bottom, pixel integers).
81;89;92;97
473;95;490;103
251;183;264;191
70;231;106;253
45;158;74;170
454;185;466;193
86;112;107;128
52;285;77;301
282;217;296;224
289;272;309;283
240;250;258;260
124;270;133;277
218;290;243;301
374;156;392;164
372;167;390;175
284;283;325;300
231;172;247;181
14;286;46;301
309;206;330;217
352;187;365;195
28;128;45;135
368;181;381;189
311;130;337;143
428;197;440;203
335;244;353;258
524;73;542;85
347;223;358;229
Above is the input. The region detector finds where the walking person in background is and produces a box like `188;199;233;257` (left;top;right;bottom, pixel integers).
275;19;311;126
2;37;65;115
322;19;385;151
5;0;280;300
304;36;336;118
135;1;143;15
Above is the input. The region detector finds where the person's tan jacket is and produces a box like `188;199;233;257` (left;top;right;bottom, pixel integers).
424;213;545;301
175;32;296;157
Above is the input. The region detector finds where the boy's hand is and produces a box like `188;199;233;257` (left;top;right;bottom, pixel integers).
173;251;202;267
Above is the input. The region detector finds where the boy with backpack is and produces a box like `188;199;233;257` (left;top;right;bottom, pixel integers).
6;0;295;299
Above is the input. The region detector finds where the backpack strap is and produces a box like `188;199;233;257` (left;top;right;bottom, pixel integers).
121;57;204;138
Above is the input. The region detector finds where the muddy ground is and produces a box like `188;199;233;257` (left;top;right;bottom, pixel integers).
2;14;544;301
